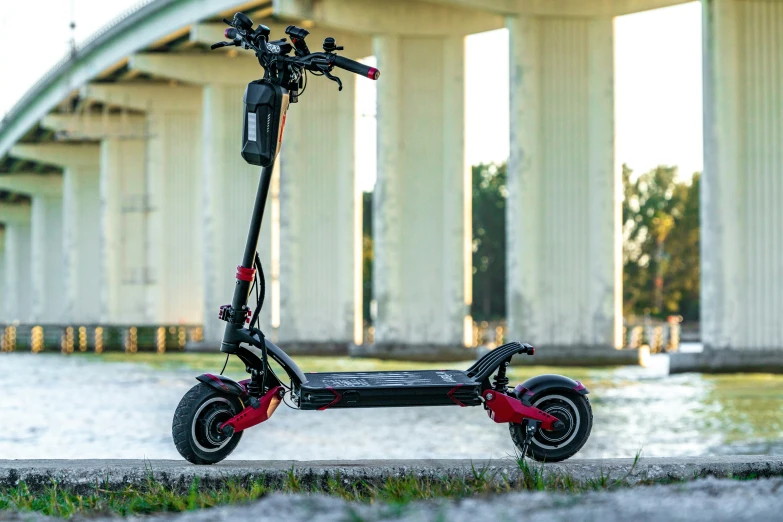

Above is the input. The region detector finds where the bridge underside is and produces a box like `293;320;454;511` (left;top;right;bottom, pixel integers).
0;0;781;370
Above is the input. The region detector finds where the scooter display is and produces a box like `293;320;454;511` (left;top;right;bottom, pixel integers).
172;12;593;465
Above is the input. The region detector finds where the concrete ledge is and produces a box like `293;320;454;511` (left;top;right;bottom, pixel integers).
278;342;350;356
187;341;350;356
2;456;782;494
670;348;783;374
479;345;647;367
349;343;477;362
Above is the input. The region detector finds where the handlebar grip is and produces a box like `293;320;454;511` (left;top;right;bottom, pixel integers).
332;55;380;80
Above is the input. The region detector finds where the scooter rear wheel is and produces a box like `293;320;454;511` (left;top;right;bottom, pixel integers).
172;383;244;464
510;389;592;462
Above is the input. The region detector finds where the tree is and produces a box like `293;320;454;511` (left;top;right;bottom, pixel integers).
472;163;507;321
622;165;700;321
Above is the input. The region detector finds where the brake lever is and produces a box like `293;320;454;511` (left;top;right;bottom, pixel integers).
319;66;342;91
211;40;240;50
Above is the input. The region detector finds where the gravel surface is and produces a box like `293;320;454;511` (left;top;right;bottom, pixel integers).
66;477;783;522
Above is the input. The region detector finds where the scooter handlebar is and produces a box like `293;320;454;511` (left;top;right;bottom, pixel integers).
331;55;380;80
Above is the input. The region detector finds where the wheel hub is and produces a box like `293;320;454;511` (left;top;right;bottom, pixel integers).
538;404;574;443
531;395;580;449
192;398;236;452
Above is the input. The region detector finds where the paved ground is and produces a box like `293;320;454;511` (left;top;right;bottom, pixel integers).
3;476;783;522
2;456;782;493
123;477;783;522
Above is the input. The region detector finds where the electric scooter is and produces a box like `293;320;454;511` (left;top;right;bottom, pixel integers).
172;12;593;465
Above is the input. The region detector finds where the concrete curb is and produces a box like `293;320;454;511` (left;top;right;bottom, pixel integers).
348;343;478;362
479;346;648;367
670;349;783;373
2;456;782;493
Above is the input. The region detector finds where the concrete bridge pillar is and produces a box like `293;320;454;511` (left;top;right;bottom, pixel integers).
42;113;148;324
82;84;203;325
371;34;473;357
100;136;148;324
0;202;32;323
9;143;101;324
505;15;624;362
278;71;361;353
0;166;65;324
673;0;783;373
0;228;4;323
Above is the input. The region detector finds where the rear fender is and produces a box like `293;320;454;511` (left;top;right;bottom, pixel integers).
514;374;588;406
197;374;248;398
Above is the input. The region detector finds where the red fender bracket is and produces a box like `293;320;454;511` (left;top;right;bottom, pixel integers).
220;386;284;434
482;390;562;431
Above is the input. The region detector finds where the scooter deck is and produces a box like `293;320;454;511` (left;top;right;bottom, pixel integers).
299;370;482;410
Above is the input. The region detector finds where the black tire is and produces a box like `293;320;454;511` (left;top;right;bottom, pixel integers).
510;389;593;463
172;383;244;465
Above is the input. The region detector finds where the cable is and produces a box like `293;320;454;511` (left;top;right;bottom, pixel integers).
298;69;309;96
249;252;265;330
219;354;229;375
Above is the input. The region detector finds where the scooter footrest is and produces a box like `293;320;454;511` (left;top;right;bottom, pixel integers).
299;370;481;409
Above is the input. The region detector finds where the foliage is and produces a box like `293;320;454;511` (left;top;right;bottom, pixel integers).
623;165;700;320
471;163;507;321
360;162;700;324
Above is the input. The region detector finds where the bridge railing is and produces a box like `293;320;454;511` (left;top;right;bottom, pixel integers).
0;323;202;354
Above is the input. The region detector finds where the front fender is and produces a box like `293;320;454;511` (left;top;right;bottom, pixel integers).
514;374;588;406
197;374;247;397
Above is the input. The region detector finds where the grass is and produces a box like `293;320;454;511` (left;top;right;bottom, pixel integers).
0;452;699;520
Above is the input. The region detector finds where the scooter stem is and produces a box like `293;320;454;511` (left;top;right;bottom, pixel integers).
222;162;275;346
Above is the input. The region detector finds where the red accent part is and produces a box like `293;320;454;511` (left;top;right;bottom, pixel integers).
279;114;286;144
573;381;586;392
204;373;229;392
224;28;232;38
447;384;466;407
529;345;535;355
367;67;380;80
482;390;560;430
318;387;342;410
513;384;535;397
236;266;256;282
220;386;284;434
218;304;230;320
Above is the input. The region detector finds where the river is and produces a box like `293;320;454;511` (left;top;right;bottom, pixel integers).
1;351;781;460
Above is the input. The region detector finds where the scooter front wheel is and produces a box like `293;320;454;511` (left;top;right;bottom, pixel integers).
510;389;592;462
172;383;244;464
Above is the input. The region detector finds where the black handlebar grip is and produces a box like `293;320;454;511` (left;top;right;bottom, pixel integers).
332;55;380;80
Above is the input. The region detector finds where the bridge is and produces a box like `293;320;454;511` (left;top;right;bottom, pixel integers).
0;0;781;371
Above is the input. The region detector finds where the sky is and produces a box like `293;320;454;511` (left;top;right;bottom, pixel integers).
0;1;703;191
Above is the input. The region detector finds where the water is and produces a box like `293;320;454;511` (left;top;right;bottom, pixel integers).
1;352;781;460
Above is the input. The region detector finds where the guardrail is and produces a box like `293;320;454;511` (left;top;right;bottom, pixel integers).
0;323;202;354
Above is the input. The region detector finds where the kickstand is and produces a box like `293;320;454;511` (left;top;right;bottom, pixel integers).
519;419;540;459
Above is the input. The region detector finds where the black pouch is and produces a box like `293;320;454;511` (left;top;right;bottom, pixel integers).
241;80;290;167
